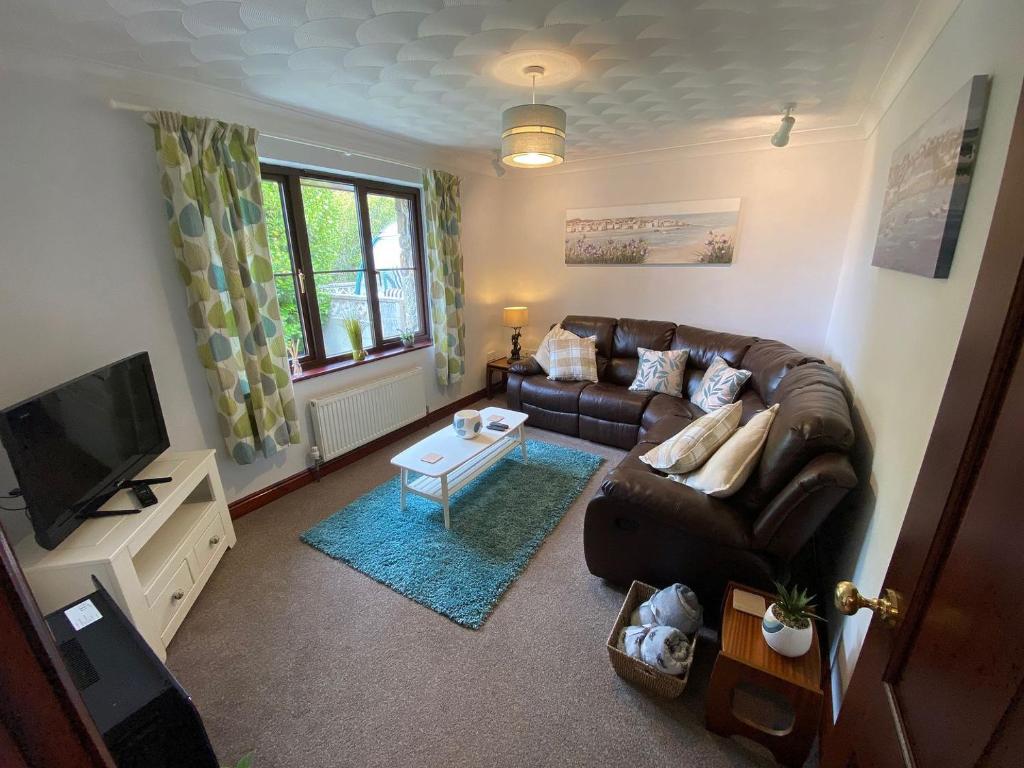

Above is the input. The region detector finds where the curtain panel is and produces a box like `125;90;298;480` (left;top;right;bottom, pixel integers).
422;169;466;387
147;111;300;464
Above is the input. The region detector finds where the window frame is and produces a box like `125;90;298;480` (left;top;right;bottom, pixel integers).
261;163;431;370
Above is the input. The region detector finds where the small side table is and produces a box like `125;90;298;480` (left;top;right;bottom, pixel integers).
485;356;514;398
705;582;823;767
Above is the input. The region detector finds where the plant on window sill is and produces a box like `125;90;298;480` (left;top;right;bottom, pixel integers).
291;339;432;383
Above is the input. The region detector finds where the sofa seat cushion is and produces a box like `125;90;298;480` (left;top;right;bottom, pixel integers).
641;394;705;431
596;466;755;551
737;388;769;425
519;376;591;413
579;382;654;424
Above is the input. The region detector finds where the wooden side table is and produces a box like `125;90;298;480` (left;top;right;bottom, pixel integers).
485;356;513;398
705;582;823;767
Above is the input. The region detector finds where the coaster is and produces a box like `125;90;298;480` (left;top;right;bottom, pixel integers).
420;452;443;464
487;414;505;423
733;590;767;617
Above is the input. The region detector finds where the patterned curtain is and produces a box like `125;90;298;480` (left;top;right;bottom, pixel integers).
422;169;466;386
147;112;300;464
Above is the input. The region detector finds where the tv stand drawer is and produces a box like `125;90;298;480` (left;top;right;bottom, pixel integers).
152;559;195;637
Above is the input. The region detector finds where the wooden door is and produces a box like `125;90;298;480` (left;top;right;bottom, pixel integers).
0;525;114;768
822;81;1024;767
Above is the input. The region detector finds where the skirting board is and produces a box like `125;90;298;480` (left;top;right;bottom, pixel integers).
228;388;488;520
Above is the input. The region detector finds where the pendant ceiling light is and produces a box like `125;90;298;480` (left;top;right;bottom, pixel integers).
501;65;566;168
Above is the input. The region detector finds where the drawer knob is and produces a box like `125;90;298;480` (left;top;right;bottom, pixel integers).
171;589;185;601
209;534;221;546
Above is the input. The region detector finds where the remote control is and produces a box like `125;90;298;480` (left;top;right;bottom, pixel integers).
487;423;510;432
133;484;159;508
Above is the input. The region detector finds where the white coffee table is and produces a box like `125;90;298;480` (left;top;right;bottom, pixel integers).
390;406;528;529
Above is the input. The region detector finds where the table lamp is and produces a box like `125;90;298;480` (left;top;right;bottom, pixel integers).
502;306;529;361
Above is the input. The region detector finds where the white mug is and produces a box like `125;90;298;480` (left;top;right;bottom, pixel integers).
453;409;482;439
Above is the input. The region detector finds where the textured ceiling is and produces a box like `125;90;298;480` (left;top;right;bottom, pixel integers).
0;0;920;160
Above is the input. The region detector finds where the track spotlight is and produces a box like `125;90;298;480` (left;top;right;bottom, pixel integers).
771;105;796;147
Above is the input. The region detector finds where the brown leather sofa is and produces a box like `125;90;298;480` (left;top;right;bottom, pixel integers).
507;316;856;614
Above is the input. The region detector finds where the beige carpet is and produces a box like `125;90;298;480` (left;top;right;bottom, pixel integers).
167;397;791;768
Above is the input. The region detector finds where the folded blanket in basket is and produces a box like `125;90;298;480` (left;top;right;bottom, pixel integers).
641;626;692;675
618;624;652;660
617;624;692;676
630;583;703;634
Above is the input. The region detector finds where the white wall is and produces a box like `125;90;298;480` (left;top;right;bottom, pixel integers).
823;0;1024;699
499;141;865;357
0;64;505;544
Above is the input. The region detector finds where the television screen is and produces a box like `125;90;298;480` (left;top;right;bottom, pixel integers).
0;352;169;550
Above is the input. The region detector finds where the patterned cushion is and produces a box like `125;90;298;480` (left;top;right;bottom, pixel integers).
534;325;580;374
547;337;599;383
629;347;688;397
673;404;779;497
692;355;752;412
639;402;741;475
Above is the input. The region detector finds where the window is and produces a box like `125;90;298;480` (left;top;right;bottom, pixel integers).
260;164;429;370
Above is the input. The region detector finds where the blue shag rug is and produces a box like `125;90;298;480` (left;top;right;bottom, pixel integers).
301;440;604;629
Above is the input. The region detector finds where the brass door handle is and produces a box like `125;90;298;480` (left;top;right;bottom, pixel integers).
835;581;903;627
171;589;185;601
209;535;221;546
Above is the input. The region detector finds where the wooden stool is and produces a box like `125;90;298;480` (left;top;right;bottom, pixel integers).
705;582;823;767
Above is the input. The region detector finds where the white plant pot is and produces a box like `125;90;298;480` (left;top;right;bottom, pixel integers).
453;409;482;439
761;603;813;658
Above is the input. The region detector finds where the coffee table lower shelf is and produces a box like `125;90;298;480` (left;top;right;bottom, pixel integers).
399;424;526;529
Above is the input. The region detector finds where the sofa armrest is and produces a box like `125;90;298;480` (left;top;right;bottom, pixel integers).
751;452;857;559
597;468;752;550
509;356;542;376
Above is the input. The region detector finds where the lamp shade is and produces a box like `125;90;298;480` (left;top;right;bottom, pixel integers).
501;104;566;168
502;306;529;328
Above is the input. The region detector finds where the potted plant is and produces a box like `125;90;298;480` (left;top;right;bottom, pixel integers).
342;317;365;361
761;582;823;658
398;327;416;349
286;338;302;379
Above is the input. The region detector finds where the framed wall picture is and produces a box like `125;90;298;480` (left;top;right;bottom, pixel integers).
565;198;741;265
871;74;990;278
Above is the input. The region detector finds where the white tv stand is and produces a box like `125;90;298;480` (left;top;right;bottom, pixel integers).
15;450;235;661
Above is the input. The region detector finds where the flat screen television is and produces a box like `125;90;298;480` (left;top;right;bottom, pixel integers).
0;352;170;550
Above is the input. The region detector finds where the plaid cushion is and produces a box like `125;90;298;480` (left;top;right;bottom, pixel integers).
546;336;598;382
639;402;741;474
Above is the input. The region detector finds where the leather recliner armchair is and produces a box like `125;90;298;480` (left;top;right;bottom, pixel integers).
507;316;856;615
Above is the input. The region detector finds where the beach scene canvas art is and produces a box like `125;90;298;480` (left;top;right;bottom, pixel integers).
871;75;989;278
565;198;741;265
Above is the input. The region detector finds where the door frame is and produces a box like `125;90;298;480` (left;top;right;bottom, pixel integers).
823;78;1024;764
0;525;114;767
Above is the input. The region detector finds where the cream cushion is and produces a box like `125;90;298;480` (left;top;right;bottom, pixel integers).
639;402;741;475
534;325;581;374
674;404;780;497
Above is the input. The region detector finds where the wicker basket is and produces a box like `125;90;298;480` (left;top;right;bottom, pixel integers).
606;580;696;699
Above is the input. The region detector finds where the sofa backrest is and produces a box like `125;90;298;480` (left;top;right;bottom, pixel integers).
561;315;616;379
736;362;855;510
670;324;757;399
604;318;676;386
740;339;823;404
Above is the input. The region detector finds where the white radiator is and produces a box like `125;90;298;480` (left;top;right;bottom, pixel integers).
309;367;427;461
